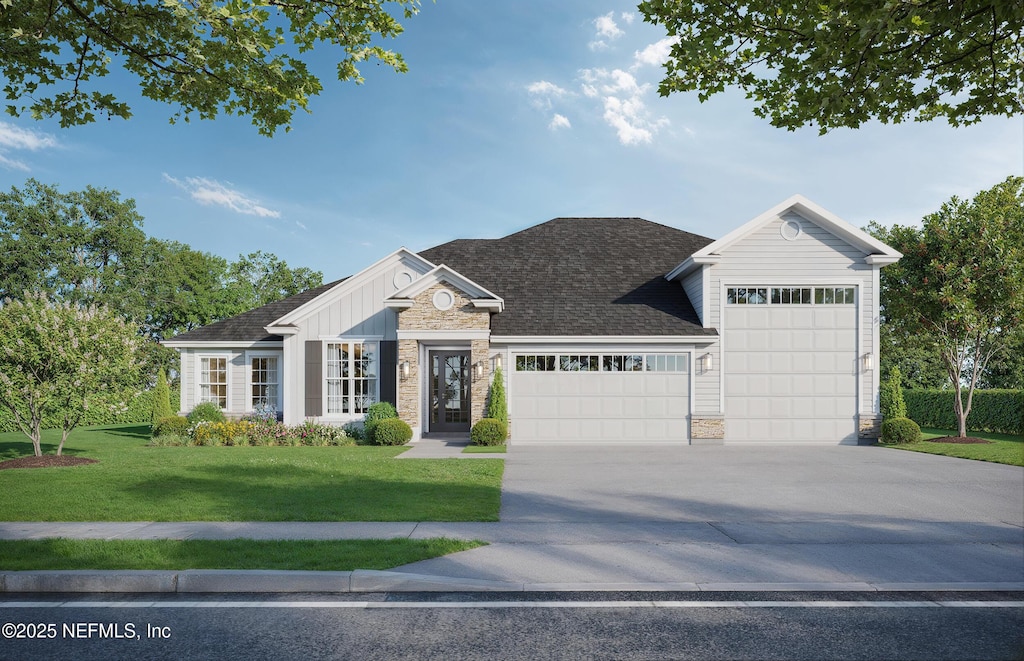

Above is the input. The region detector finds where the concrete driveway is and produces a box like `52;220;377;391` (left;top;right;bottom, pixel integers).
396;444;1024;588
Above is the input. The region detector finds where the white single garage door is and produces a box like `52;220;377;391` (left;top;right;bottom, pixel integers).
724;290;858;443
510;353;690;443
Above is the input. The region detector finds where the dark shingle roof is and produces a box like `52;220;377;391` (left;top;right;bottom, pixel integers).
165;277;347;343
167;217;716;343
420;217;716;336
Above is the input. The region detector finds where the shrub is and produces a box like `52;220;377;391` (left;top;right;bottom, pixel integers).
904;389;1024;435
471;418;507;446
147;433;187;447
187;402;226;425
879;366;907;420
151;369;173;423
363;401;398;443
881;417;922;444
373;418;412;446
487;367;508;427
342;421;366;443
152;415;189;438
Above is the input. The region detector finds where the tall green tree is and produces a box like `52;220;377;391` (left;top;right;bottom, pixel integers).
0;179;145;309
227;251;323;310
639;1;1024;132
0;292;142;456
868;176;1024;437
1;0;420;136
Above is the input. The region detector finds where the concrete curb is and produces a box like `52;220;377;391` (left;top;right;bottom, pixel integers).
2;571;1022;594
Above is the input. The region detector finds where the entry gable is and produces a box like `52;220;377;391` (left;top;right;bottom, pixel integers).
384;264;504;313
265;248;435;334
666;195;902;280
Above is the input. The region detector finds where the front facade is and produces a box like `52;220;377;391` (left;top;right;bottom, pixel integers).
165;195;901;444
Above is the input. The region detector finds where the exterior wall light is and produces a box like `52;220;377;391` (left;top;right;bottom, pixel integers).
474;361;484;380
400;361;410;381
862;353;873;371
492;354;502;371
701;353;713;372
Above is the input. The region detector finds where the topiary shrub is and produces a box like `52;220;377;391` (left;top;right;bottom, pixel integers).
471;418;508;446
880;417;922;444
151;368;173;423
880;366;908;420
152;415;189;438
363;401;398;444
187;401;226;424
373;418;412;446
487;367;508;429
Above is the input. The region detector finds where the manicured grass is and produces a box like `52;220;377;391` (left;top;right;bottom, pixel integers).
0;425;503;521
882;427;1024;466
462;445;506;454
0;538;484;571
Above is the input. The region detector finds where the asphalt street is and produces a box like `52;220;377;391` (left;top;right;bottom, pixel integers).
1;592;1021;661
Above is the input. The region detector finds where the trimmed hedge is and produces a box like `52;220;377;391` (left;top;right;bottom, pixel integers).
904;389;1023;435
363;401;398;444
471;418;508;446
152;416;189;438
880;417;922;444
0;387;180;433
373;418;412;446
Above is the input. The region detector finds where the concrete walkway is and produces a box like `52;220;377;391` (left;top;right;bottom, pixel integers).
397;434;501;458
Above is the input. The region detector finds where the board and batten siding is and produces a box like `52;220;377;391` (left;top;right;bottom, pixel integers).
708;211;876;419
282;255;431;425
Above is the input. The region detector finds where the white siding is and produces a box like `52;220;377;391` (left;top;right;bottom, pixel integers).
283;254;431;424
681;269;704;325
709;211;876;442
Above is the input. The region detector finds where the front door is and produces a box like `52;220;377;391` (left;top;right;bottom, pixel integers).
429;350;471;433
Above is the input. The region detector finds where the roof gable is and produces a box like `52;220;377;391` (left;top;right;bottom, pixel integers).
666;195;902;280
385;264;504;312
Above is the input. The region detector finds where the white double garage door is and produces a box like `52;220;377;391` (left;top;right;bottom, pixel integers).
509;353;691;443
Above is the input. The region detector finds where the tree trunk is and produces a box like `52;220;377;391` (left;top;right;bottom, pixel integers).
954;387;967;438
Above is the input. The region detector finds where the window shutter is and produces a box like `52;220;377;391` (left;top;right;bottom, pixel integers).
379;340;398;407
304;340;322;417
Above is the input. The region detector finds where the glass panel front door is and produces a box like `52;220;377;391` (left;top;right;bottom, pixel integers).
429;351;471;432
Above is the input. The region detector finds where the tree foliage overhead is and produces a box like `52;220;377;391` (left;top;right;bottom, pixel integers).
0;0;420;135
867;176;1024;436
638;0;1024;132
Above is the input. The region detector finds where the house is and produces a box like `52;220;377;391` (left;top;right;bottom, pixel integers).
163;195;902;444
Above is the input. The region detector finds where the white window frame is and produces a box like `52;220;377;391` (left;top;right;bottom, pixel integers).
245;350;282;413
323;339;380;418
195;353;231;410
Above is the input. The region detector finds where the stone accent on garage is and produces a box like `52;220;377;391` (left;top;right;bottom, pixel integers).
396;282;492;432
691;416;725;444
858;415;882;443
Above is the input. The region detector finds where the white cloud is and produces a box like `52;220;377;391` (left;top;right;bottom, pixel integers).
0;121;58;171
549;114;572;131
633;37;679;69
589;12;625;50
163;174;281;218
620;12;636;24
527;81;568;97
578;68;669;146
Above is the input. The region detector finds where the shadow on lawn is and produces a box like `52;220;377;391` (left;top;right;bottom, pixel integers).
121;462;502;522
98;424;152;441
0;437;90;460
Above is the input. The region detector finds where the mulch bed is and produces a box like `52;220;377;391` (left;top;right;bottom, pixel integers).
925;436;993;445
0;455;99;470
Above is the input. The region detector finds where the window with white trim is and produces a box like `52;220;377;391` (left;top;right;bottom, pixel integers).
199;357;227;408
250;356;279;411
326;342;377;415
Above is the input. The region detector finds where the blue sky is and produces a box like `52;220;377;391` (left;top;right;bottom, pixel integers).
1;0;1021;279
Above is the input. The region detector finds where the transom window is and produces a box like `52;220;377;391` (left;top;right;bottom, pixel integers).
515;354;688;373
728;286;856;305
250;356;279;411
199;357;227;408
326;342;377;415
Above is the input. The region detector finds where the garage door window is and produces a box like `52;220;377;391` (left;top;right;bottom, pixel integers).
603;355;643;372
560;355;600;371
645;354;688;372
728;286;856;305
516;354;688;373
516;355;556;371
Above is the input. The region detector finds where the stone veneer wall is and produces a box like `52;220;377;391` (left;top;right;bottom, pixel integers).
396;282;492;431
858;415;882;440
691;416;725;440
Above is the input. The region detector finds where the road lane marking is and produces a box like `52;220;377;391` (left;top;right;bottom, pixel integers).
1;600;1022;609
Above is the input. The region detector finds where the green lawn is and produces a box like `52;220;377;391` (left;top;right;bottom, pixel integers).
883;427;1024;466
462;444;506;454
0;425;503;521
0;538;484;571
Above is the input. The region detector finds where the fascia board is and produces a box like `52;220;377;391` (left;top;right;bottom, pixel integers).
491;335;719;344
665;255;720;281
864;254;902;265
388;264;504;304
471;298;504;312
264;324;300;335
688;194;903;261
162;340;283;349
271;247;435;326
